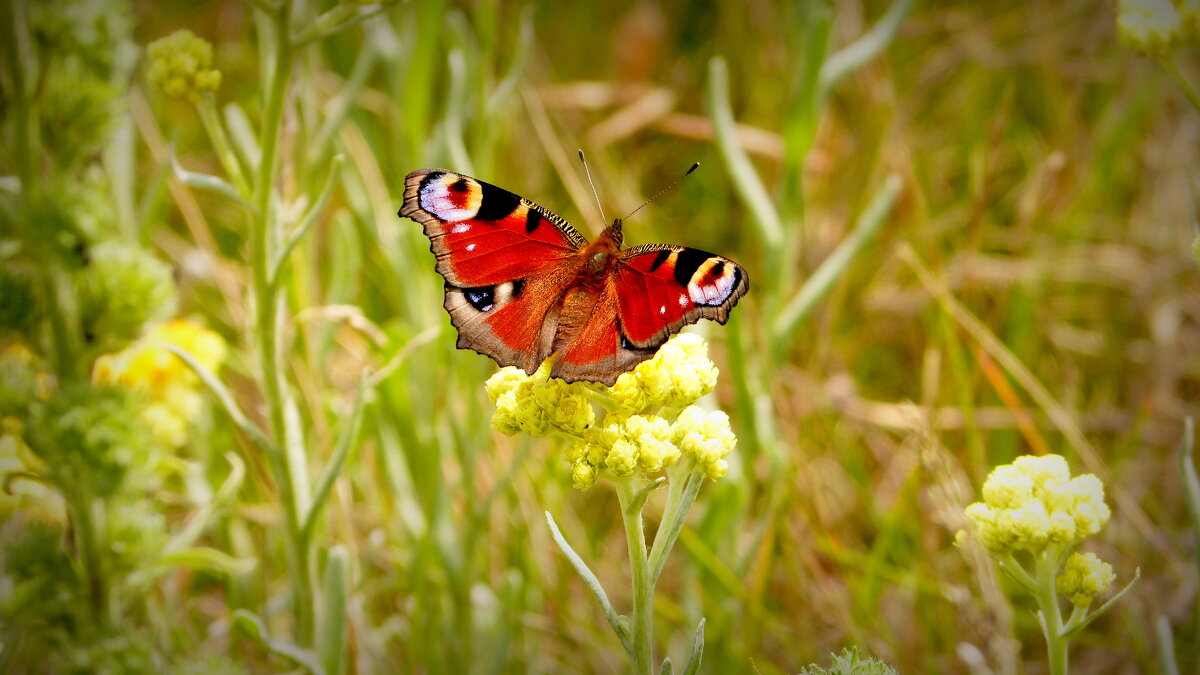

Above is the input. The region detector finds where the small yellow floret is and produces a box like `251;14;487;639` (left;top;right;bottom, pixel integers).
673;406;736;479
1056;552;1115;607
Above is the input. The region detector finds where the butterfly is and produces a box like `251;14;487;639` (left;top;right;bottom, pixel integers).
398;169;748;385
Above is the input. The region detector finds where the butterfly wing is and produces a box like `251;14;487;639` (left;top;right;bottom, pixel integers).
399;169;587;373
549;244;749;385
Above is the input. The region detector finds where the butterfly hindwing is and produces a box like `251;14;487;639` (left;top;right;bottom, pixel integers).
400;169;588;373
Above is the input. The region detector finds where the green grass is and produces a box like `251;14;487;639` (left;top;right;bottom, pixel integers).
2;0;1199;672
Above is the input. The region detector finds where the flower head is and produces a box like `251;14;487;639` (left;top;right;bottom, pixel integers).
963;454;1110;555
485;334;736;490
145;29;222;103
93;318;226;448
1056;551;1115;607
1118;0;1183;55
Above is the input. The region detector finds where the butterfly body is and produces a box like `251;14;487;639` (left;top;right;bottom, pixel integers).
399;169;748;385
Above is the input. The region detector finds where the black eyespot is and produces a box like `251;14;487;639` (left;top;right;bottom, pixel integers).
464;285;495;312
450;178;471;193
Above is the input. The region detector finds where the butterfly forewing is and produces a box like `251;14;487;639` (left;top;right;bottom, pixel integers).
400;169;587;373
615;244;749;348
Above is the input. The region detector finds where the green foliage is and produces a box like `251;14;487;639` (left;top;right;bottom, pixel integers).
31;384;155;498
2;0;1196;672
79;241;177;352
797;646;898;675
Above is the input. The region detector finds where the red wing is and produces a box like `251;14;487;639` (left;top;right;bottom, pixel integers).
442;272;577;374
615;244;749;348
399;169;588;372
399;169;587;288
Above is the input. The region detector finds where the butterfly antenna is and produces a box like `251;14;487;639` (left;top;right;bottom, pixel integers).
622;162;700;222
578;149;607;225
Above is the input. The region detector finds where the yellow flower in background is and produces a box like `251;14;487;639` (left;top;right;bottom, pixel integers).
963;454;1110;555
145;29;222;103
1056;551;1116;607
93;318;226;448
95;318;225;391
486;334;737;490
1117;0;1183;55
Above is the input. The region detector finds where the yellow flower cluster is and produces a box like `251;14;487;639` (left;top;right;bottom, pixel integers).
145;29;222;103
607;334;718;414
93;318;226;448
963;455;1110;555
1118;0;1185;55
485;334;736;490
1056;551;1116;608
486;365;596;437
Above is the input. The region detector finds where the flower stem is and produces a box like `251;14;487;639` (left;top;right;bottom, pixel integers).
251;0;314;646
616;479;654;675
648;462;703;583
1159;55;1200;113
1035;550;1069;675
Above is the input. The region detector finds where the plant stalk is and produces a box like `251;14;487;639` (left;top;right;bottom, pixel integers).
617;479;654;675
1035;550;1069;675
251;0;314;646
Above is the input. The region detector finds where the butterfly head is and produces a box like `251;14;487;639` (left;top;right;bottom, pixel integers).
605;218;625;247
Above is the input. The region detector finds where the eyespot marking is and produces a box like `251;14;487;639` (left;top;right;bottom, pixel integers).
420;174;482;222
687;258;738;306
464;285;495;312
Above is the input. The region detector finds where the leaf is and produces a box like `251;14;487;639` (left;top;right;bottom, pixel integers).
234;609;324;674
545;510;633;655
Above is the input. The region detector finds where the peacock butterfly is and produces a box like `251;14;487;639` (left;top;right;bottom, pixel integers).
398;168;748;385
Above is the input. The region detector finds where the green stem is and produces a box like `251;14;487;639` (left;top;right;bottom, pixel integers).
196;97;251;196
2;0;36;189
648;462;704;584
616;479;654;675
1159;55;1200;113
251;0;314;646
1034;549;1069;675
69;492;110;633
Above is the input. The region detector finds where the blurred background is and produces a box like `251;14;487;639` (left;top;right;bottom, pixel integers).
3;0;1199;672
